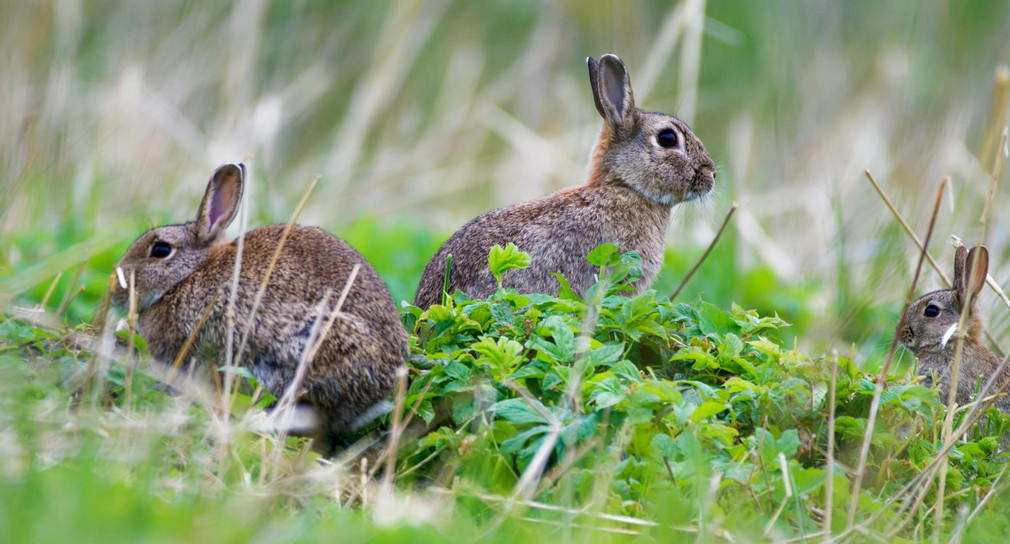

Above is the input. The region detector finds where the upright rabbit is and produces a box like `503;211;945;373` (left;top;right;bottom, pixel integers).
897;245;1010;413
110;163;408;441
413;54;716;308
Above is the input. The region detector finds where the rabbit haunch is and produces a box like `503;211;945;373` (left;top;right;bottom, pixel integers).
111;163;408;439
413;54;715;308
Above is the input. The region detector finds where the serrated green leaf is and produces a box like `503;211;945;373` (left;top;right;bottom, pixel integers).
493;398;548;424
488;243;531;287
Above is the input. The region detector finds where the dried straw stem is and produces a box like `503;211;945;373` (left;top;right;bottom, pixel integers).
846;178;947;530
670;203;738;301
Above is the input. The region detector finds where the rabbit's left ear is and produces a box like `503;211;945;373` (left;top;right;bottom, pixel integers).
196;163;244;244
589;54;636;131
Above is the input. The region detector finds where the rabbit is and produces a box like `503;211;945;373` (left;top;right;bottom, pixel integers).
897;245;1010;414
110;163;408;446
412;54;716;309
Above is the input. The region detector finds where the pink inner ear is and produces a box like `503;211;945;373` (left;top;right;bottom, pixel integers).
602;68;625;114
208;182;235;228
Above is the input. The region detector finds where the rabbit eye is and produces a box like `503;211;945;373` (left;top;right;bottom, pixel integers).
656;128;679;149
924;304;940;318
149;241;173;259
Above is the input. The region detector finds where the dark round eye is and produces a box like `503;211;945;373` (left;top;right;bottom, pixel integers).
656;128;679;148
924;304;940;318
149;241;173;259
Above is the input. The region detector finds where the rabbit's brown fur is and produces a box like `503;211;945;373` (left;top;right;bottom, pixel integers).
413;54;715;308
111;164;407;442
897;246;1010;413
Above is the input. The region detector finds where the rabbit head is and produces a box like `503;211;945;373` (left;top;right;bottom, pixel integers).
898;245;989;353
585;54;715;205
111;163;244;312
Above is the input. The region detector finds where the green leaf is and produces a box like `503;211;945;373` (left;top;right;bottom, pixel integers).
471;336;526;381
488;243;531;288
585;342;625;368
529;315;577;363
586;243;621;267
719;333;744;358
493;398;548;425
588;376;626;409
776;429;801;458
651;433;680;461
217;366;255;380
689;400;728;424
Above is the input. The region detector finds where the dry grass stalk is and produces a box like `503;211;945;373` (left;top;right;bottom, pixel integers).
219;160;253;423
933;129;1006;541
229;174;320;413
846;178;948;531
124;269;138;413
35;272;62;317
823;350;839;541
507;385;562;501
430;485;663;532
233;175;320;369
866;171;950;285
81;274;116;398
932;152;1001;544
274;263;361;420
868;169;1008;355
163;290;221;387
979;66;1009;172
670;203;739;301
56;287;86;319
263;264;361;479
837;350;1010;541
961;463;1009;529
379;366;409;494
55;260;87;318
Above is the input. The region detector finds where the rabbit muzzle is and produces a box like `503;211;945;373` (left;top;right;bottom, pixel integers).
897;321;915;349
110;267;131;309
109;265;163;313
686;165;716;201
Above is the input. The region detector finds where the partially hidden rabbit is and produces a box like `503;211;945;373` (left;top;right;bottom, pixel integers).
412;54;716;308
110;163;408;441
897;245;1010;413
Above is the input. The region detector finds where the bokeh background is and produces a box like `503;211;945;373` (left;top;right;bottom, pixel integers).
2;0;1009;365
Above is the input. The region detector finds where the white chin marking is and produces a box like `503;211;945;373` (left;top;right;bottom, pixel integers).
940;323;958;349
638;189;679;206
116;267;128;289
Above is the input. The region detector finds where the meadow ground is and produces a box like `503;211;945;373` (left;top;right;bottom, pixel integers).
2;1;1010;542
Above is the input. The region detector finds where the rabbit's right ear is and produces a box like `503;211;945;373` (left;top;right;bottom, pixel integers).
196;163;244;244
588;54;636;131
961;246;989;305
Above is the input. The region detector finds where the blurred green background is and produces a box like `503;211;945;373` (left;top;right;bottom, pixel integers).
1;0;1009;363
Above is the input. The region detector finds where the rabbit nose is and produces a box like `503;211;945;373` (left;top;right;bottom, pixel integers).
692;168;715;195
898;324;913;345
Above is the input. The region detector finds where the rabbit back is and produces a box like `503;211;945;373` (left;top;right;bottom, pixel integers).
413;184;670;308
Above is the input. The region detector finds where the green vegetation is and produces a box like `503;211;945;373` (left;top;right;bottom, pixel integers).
3;245;1010;542
3;0;1010;542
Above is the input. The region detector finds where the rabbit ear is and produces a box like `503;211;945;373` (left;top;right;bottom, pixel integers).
952;245;968;295
963;246;989;304
586;57;606;119
196;163;244;243
592;54;636;130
